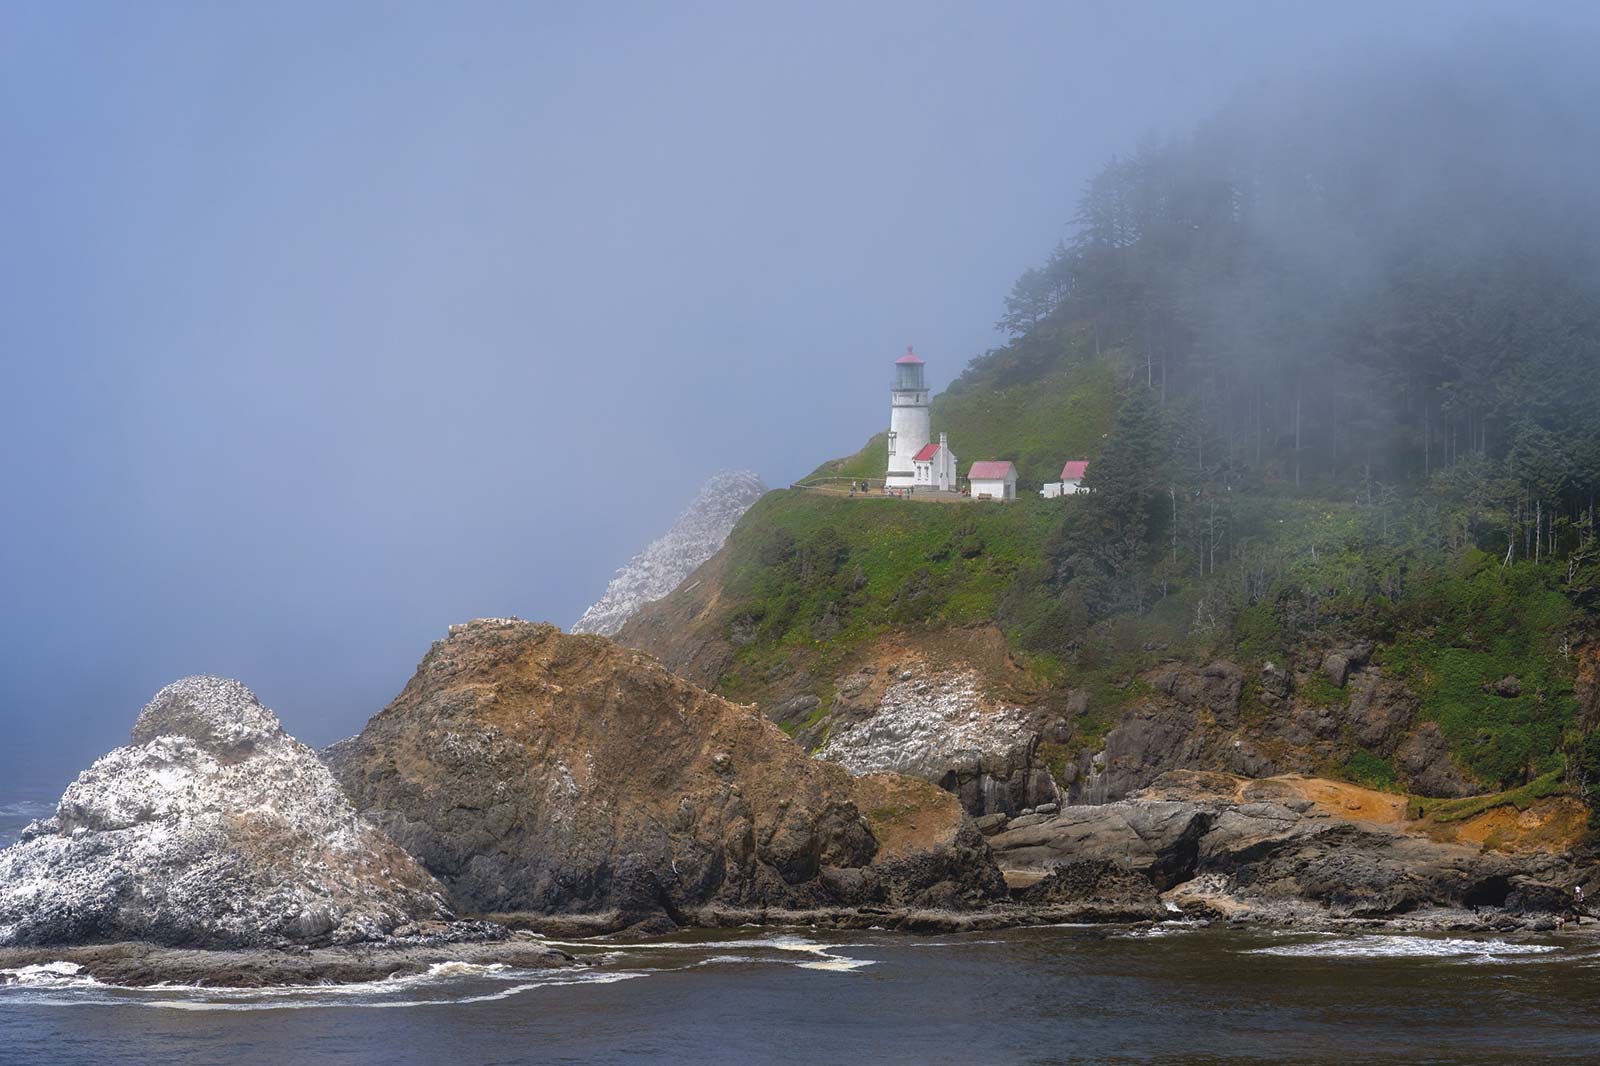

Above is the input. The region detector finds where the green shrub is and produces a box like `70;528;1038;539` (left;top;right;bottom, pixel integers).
1342;749;1398;790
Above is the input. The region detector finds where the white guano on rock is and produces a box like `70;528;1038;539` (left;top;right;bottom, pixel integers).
0;676;451;949
818;670;1035;780
572;470;767;637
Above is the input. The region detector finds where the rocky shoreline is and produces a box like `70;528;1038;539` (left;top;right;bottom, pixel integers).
8;906;1597;990
4;621;1595;991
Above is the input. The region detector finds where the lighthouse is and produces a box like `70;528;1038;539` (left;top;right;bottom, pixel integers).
885;345;931;488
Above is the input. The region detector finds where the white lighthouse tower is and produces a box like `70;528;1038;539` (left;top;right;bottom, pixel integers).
885;345;931;488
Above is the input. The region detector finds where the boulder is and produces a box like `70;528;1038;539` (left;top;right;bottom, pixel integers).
0;677;450;949
1151;661;1244;717
1341;673;1415;755
1493;676;1523;698
988;800;1213;891
1320;643;1374;689
770;694;822;725
1394;722;1475;797
1010;860;1166;920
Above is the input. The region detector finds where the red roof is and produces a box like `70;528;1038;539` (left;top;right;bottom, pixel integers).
1061;460;1089;481
912;443;940;461
895;344;924;365
967;461;1016;480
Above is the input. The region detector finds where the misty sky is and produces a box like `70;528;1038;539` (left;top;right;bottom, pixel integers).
3;1;1592;786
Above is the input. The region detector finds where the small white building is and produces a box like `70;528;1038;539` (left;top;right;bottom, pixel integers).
968;460;1017;501
912;432;959;491
1041;460;1089;498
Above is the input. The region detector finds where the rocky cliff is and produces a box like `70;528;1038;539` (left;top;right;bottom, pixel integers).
326;619;1004;931
0;677;451;949
572;470;766;637
621;544;1492;822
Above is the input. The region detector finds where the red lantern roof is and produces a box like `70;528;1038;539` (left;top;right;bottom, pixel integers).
895;345;924;365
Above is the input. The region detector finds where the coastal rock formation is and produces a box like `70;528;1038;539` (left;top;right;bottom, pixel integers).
0;677;451;949
1065;658;1477;804
987;771;1583;925
817;667;1058;817
572;470;766;637
326;619;1005;930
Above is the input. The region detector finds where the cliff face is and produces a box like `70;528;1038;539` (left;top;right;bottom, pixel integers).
0;677;451;949
619;530;1493;822
326;619;1004;929
572;470;766;637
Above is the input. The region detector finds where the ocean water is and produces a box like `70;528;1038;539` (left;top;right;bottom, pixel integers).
0;791;55;849
4;924;1600;1065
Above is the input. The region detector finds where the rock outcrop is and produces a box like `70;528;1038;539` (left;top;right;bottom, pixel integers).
572;470;766;637
0;677;451;949
817;666;1058;817
1065;657;1477;804
326;620;1005;930
986;771;1584;926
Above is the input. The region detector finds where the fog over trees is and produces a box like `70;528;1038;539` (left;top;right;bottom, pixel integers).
982;31;1600;597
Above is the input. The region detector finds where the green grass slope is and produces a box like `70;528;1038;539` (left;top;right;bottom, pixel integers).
714;490;1065;694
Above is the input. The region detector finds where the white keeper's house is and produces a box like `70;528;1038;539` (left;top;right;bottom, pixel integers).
968;460;1018;501
913;433;959;491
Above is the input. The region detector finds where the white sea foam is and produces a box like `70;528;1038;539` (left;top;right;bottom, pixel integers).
0;961;104;988
602;933;877;973
0;957;646;1010
1245;936;1559;959
1116;922;1202;938
795;956;876;972
141;970;647;1011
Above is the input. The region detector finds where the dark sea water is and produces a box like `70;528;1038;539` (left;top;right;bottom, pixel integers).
4;924;1600;1066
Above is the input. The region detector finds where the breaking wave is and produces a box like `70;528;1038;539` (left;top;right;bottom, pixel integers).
0;959;646;1011
1245;936;1560;960
594;933;876;973
0;932;883;1010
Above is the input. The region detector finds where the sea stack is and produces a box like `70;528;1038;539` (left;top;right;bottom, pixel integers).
0;676;452;949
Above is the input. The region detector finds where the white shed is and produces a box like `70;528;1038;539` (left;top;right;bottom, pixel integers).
968;460;1017;501
1041;460;1089;498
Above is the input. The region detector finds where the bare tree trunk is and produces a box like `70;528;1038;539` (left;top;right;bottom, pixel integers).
1171;485;1178;566
1255;383;1262;467
1423;397;1430;478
